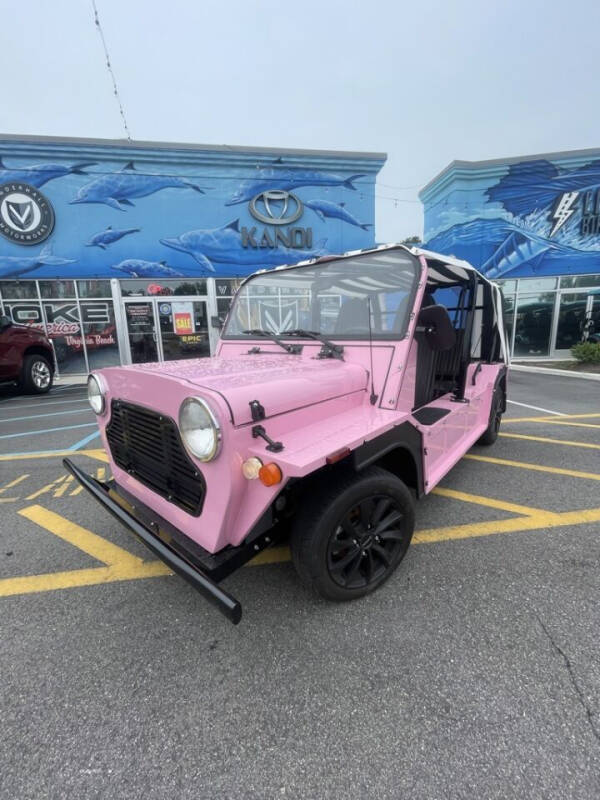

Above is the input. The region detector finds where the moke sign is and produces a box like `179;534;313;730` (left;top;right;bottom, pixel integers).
241;190;313;250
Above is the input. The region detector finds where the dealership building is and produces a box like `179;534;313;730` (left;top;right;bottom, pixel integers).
0;134;385;376
420;147;600;359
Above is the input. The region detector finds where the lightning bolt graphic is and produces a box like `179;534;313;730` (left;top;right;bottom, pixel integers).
550;191;579;237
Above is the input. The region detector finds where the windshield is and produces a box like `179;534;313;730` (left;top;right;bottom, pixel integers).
223;249;420;340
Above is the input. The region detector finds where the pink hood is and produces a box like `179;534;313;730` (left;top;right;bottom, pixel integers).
121;355;369;425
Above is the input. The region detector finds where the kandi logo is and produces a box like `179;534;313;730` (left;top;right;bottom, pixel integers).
242;189;313;250
550;190;600;237
0;182;55;245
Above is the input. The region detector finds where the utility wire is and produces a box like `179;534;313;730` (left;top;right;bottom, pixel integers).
91;0;132;141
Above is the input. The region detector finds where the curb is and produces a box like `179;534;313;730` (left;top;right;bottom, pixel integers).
510;364;600;382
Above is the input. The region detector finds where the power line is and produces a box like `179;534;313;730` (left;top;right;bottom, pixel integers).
91;0;132;141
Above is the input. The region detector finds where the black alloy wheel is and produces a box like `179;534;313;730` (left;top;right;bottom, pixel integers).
291;466;415;601
327;495;407;590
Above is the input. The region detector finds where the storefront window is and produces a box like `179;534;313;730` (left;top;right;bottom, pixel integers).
559;275;600;289
517;277;557;292
3;301;45;329
39;281;75;299
497;280;517;293
0;281;38;299
514;293;554;357
43;300;86;375
120;279;207;297
77;280;112;298
502;294;515;351
80;301;120;369
158;300;210;361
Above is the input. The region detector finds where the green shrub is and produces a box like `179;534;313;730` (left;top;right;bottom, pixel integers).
571;342;600;363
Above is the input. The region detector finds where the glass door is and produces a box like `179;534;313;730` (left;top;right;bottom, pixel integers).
554;292;590;354
156;299;210;361
124;300;159;363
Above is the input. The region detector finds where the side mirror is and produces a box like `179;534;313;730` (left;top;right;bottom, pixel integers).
417;305;456;351
0;315;12;331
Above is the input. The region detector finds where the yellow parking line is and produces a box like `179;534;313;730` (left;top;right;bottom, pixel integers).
0;474;29;494
0;448;108;462
542;420;600;430
0;562;171;599
499;432;600;449
504;413;600;423
0;498;18;503
431;486;552;516
25;475;65;500
53;476;73;497
413;507;600;544
464;454;600;482
18;505;144;568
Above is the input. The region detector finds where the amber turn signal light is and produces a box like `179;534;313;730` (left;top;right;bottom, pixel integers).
259;462;282;486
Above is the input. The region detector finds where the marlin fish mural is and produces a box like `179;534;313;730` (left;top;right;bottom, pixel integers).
304;199;372;230
0;158;96;187
71;162;210;211
487;159;600;216
160;220;328;272
86;225;141;249
0;244;76;278
112;259;185;278
225;169;366;206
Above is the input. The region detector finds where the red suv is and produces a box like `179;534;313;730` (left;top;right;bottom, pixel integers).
0;315;55;394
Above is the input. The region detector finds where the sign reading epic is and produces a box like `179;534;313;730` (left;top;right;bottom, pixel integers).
242;190;313;250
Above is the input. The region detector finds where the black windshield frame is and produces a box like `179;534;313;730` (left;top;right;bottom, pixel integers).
221;247;422;342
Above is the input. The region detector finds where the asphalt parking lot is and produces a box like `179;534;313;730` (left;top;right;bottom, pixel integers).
1;371;599;800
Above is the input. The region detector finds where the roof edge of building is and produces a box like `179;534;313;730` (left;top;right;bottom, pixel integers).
419;146;600;200
0;133;387;170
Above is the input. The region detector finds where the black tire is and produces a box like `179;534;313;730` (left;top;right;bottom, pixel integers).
20;354;53;394
290;466;415;602
477;386;503;445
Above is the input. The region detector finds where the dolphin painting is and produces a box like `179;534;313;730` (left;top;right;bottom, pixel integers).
225;169;366;206
0;158;96;188
487;159;600;216
86;225;141;249
0;244;76;279
71;162;210;211
160;220;328;271
112;259;185;278
304;199;372;230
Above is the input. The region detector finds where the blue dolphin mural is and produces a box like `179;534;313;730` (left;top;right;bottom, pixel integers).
112;259;185;278
0;244;76;278
86;225;141;249
160;219;328;272
304;199;372;230
225;168;366;205
0;158;96;188
71;162;211;211
487;159;600;216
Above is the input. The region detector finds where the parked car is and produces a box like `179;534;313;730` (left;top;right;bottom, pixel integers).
0;315;55;394
65;245;509;623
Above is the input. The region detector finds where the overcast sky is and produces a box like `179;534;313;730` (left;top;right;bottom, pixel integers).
2;0;599;241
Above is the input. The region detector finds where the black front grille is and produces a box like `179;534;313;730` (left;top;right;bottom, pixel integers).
106;400;206;516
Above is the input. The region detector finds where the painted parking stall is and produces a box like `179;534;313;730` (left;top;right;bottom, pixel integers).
1;372;600;799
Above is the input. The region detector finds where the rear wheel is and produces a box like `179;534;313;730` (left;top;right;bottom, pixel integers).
477;387;503;445
20;354;53;394
291;466;415;601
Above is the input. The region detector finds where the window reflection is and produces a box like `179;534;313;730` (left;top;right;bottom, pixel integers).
514;293;554;357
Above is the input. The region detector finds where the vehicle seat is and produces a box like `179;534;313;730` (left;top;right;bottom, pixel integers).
335;297;370;334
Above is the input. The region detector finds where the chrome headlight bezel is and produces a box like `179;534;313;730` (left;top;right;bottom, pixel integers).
87;373;107;416
179;397;222;462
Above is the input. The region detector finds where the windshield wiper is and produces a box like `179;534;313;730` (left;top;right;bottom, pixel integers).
286;329;344;359
242;329;301;355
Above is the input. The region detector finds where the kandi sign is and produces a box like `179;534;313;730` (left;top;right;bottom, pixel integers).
241;190;313;250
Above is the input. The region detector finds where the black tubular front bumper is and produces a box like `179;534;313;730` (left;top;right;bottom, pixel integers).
63;458;244;624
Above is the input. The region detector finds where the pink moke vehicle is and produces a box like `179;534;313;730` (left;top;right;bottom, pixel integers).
64;245;508;624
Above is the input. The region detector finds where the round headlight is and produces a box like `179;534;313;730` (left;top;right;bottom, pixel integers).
179;398;221;462
87;374;106;415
